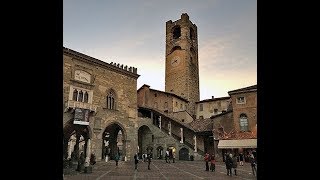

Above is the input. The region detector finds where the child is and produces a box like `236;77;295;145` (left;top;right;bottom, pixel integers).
210;155;216;172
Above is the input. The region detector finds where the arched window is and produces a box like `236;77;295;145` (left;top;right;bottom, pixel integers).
73;89;78;101
107;90;116;110
190;27;195;40
78;91;83;102
170;46;182;54
172;26;181;39
84;92;89;103
154;102;158;109
239;114;249;131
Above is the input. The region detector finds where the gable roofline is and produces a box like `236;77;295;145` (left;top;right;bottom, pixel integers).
228;85;257;95
137;85;189;102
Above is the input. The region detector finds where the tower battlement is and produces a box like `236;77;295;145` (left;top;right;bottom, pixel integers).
110;62;137;74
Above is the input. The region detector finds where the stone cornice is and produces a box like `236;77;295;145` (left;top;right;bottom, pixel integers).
63;47;140;79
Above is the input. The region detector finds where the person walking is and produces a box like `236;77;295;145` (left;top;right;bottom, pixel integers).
77;152;85;172
90;153;96;165
172;152;175;163
165;149;170;163
147;153;152;170
210;154;216;172
239;152;244;166
134;153;139;170
225;153;233;176
249;154;257;176
115;153;120;166
204;152;210;171
232;154;238;176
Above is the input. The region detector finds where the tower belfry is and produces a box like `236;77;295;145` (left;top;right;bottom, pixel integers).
165;13;200;117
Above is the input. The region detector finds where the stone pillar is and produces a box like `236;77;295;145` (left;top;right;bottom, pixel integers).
74;134;81;160
67;138;75;159
159;116;162;129
85;139;91;166
168;121;171;135
193;135;197;152
180;128;183;143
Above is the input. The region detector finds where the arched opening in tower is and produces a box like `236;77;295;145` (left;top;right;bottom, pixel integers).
190;27;195;40
172;26;181;39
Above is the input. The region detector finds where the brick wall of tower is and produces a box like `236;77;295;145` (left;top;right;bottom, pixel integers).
165;13;200;117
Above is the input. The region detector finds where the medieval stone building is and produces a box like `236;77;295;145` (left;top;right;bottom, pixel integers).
63;13;257;164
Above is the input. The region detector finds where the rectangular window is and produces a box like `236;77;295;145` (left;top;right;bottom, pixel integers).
240;119;249;131
214;109;218;114
199;104;203;111
175;102;178;107
180;103;183;110
199;116;204;119
236;97;246;104
152;135;154;142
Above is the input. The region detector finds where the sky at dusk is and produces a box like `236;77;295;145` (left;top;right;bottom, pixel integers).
63;0;257;100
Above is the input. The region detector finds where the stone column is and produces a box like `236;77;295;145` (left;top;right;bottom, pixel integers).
159;116;162;129
67;138;75;159
180;128;183;143
168;121;171;135
151;111;153;123
85;139;91;166
74;133;81;160
193;135;197;152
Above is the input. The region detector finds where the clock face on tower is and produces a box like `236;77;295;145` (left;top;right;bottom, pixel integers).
170;56;181;67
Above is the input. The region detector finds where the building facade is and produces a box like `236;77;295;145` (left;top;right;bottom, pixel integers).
215;85;257;160
63;13;257;167
195;96;231;119
63;47;140;163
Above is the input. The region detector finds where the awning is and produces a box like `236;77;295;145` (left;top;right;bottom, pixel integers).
218;139;257;149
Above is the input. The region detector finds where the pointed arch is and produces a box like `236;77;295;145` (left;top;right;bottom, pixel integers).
172;25;181;39
106;88;117;110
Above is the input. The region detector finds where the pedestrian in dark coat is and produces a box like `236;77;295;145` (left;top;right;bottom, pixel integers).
134;153;139;170
115;153;120;166
147;153;151;170
210;155;216;172
225;153;233;176
204;152;210;171
250;154;257;176
77;152;85;172
239;152;244;166
232;154;238;175
90;153;96;165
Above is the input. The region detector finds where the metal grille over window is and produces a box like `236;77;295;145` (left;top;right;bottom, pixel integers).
239;114;249;131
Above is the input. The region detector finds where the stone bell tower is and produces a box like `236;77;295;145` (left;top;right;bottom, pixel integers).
165;13;200;117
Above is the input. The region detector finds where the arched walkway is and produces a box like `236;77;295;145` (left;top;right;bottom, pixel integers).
102;122;126;161
138;125;153;157
179;147;189;161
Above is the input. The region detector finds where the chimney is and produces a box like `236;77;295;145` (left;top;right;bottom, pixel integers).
212;96;214;99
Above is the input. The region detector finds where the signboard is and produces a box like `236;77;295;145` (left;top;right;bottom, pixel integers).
73;108;90;125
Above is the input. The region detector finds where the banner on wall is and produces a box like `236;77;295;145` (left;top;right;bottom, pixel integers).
73;108;90;125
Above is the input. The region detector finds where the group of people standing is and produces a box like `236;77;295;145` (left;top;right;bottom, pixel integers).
165;149;175;163
204;153;216;172
134;152;152;170
224;153;238;176
223;152;257;176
